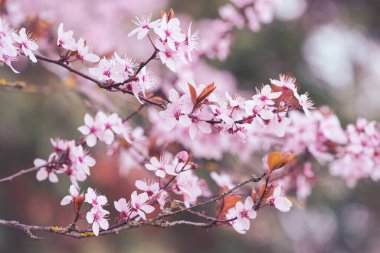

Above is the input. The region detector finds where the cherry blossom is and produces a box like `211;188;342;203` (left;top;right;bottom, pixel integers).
85;187;108;209
210;171;234;190
78;113;102;147
128;14;159;40
95;112;124;144
159;89;192;131
297;92;314;117
75;38;100;63
114;198;133;221
135;180;160;198
112;52;137;81
89;58;113;81
145;155;174;178
57;23;77;51
130;191;155;220
154;14;186;51
60;185;80;205
69;145;96;176
174;170;202;207
12;28;38;63
156;39;179;72
86;208;109;236
34;156;61;183
267;185;292;212
132;66;156;103
253;85;282;106
186;22;199;62
188;109;213;140
226;197;257;234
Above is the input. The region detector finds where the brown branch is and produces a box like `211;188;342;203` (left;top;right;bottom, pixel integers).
0;163;52;183
0;172;266;239
123;104;145;122
35;50;166;110
154;172;267;220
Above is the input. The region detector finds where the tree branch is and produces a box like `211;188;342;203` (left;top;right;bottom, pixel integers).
0;172;266;239
0;163;53;183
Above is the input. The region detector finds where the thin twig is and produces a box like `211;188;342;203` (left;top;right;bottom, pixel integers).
123;104;145;122
0;163;52;183
0;172;266;239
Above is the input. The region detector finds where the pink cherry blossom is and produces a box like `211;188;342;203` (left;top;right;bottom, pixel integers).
226;197;257;234
156;39;179;72
130;191;155;220
34;156;60;183
85;187;108;209
128;14;160;40
69;145;96;176
135;179;160;198
95;111;124;144
86;208;109;236
76;38;100;63
253;85;282;105
132;66;156;103
219;4;245;29
188;109;213;140
186;22;199;62
159;89;193;131
57;23;77;51
114;198;133;221
174;170;202;207
112;52;137;82
145;155;174;178
60;185;80;205
267;185;292;212
154;14;186;51
78;113;102;147
12;28;38;63
210;171;234;190
297;92;314;117
89;58;113;81
270;74;298;94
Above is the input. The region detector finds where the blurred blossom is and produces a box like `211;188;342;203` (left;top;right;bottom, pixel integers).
280;206;337;246
303;23;365;88
303;22;380;117
341;203;371;246
274;0;307;21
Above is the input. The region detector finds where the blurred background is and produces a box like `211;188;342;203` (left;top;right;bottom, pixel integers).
1;0;380;252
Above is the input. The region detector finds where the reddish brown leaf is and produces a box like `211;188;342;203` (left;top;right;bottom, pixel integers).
267;151;296;172
257;182;274;201
217;195;242;218
168;8;175;20
188;83;197;105
74;195;85;214
149;96;169;104
196;82;216;105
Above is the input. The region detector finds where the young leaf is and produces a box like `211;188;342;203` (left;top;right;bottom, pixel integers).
188;83;197;105
196;82;216;105
217;195;242;218
267;151;296;172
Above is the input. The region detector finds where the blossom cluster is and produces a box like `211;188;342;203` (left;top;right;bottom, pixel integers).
6;4;380;240
78;111;126;147
56;23;100;63
155;74;313;143
128;11;199;72
330;118;380;187
61;186;109;236
0;18;38;72
34;138;95;186
198;0;276;61
209;169;293;235
219;0;275;33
